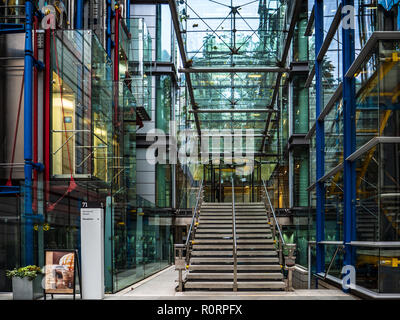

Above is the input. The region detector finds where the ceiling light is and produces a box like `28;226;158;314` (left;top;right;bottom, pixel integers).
248;74;262;78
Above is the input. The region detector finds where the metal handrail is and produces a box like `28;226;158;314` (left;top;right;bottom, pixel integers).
262;180;285;246
307;241;400;289
184;179;204;261
231;177;238;292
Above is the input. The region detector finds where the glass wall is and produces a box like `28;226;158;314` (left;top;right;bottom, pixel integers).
156;4;176;63
293;147;309;207
292;75;309;134
156;75;172;132
0;197;21;292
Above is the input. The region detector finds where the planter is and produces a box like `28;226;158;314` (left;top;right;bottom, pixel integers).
12;276;43;300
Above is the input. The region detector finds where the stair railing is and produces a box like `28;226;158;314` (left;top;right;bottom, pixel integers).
261;180;297;291
261;180;285;259
174;179;204;292
231;177;238;292
185;179;204;263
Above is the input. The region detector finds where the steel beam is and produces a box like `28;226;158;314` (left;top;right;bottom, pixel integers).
179;67;289;73
317;83;343;121
190;109;278;114
316;3;343;62
305;64;315;88
168;0;201;138
304;5;314;36
318;163;344;183
346;137;400;162
345;31;400;78
305;122;316;140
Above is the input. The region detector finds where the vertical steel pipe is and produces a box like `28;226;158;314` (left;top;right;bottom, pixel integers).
24;0;34;265
308;242;312;289
342;0;357;274
126;0;130;28
44;28;51;204
76;0;84;29
106;0;112;57
33;15;38;212
315;0;325;276
114;6;120;123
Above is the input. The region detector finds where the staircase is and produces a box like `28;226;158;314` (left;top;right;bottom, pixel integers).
183;202;285;291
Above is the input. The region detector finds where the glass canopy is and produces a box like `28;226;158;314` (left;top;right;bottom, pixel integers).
176;0;289;151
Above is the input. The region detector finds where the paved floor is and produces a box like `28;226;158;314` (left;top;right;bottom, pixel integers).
106;266;358;300
0;266;357;300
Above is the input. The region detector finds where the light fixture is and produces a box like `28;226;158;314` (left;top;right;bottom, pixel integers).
248;74;262;78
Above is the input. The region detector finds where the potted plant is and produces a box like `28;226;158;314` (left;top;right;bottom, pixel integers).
6;266;43;300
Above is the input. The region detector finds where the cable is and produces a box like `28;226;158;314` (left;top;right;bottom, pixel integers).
6;72;24;187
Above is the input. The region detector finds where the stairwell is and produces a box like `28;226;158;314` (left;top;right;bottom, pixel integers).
183;202;285;291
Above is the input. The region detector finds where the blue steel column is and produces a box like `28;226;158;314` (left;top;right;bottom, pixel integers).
315;0;325;276
126;0;131;28
76;0;84;29
342;0;356;270
107;0;113;57
24;0;34;265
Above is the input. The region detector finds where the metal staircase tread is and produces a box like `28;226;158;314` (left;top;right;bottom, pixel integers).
195;234;273;238
193;245;275;249
198;224;270;228
190;258;279;263
186;273;283;280
199;218;268;225
191;251;278;256
199;217;268;220
196;229;272;233
188;265;282;271
193;239;274;244
184;281;285;289
193;246;276;250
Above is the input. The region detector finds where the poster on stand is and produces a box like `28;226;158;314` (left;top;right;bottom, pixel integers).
44;250;77;295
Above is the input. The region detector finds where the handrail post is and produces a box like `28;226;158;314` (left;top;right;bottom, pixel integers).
174;244;185;292
278;237;283;266
308;242;312;289
232;177;238;292
285;244;296;292
272;218;276;245
175;180;204;291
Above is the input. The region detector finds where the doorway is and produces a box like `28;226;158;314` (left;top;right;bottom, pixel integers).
203;162;261;203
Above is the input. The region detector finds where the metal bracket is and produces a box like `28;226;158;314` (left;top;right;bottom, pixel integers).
34;59;45;71
31;162;45;172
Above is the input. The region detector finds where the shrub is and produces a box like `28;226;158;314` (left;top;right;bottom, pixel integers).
6;266;42;281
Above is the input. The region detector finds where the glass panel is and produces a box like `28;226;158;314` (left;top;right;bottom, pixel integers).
293;75;309;134
325;171;344;242
292;1;308;62
378;247;400;293
0;197;21;292
156;4;175;62
355;149;379;242
293;147;309;207
156;164;172;208
324;99;343;173
355;246;379;293
156;75;172;132
51;30;93;178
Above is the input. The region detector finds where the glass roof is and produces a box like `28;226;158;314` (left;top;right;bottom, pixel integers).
176;0;289;151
